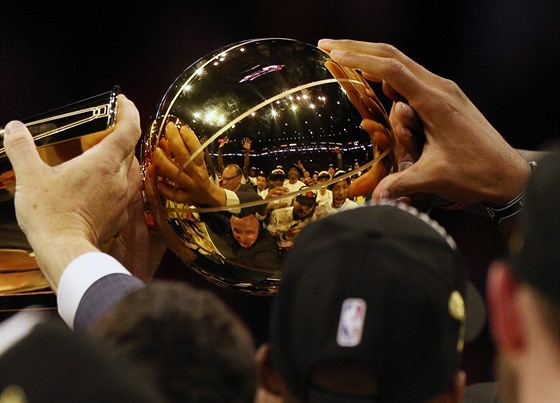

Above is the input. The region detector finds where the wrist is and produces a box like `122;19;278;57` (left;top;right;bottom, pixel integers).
483;160;536;224
484;151;534;205
31;235;98;291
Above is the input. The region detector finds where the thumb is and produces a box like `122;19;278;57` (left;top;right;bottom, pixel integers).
370;165;426;201
3;121;46;178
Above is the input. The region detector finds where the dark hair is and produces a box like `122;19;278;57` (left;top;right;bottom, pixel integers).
93;280;256;403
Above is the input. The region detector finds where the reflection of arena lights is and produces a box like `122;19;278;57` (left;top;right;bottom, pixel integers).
195;109;227;126
209;141;368;159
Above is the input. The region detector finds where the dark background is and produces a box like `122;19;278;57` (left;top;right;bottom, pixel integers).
2;0;558;385
1;1;558;150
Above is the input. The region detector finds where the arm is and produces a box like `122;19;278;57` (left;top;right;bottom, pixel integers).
217;135;228;174
334;147;344;171
200;135;218;182
242;137;252;181
59;253;144;329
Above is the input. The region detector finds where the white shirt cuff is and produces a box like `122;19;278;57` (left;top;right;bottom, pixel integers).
57;252;132;329
224;189;241;213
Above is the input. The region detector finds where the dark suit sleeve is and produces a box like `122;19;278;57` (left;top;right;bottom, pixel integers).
74;273;145;330
236;187;266;217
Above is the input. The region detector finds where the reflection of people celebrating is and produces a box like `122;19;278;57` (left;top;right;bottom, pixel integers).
256;171;267;198
259;169;290;225
266;189;318;250
314;170;333;217
229;214;282;270
316;170;358;218
217;135;254;185
152;123;263;218
283;164;305;193
221;164;255;193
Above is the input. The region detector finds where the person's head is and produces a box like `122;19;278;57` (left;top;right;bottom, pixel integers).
288;165;303;182
1;314;164;403
259;202;485;403
327;164;335;177
303;176;314;186
312;171;319;185
268;169;286;190
487;147;560;403
292;189;318;220
317;171;330;187
329;170;351;208
231;214;261;249
250;166;258;178
222;164;243;191
257;171;268;192
92;280;257;403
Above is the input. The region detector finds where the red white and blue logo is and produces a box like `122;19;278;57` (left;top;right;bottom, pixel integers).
337;298;367;347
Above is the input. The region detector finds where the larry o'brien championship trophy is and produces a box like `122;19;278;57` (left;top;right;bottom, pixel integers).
0;38;395;296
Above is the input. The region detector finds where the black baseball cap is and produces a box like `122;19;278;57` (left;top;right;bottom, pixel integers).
510;146;560;302
269;168;285;180
317;170;330;180
270;201;485;402
290;163;304;176
295;188;318;205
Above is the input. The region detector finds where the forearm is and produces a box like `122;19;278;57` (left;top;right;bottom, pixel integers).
217;148;225;173
243;150;250;178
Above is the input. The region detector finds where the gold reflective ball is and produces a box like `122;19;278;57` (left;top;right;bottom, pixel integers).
141;38;394;295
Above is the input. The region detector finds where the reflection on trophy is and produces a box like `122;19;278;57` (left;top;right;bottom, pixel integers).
141;38;396;295
0;38;396;297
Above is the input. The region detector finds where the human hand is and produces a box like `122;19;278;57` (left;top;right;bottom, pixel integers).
242;137;252;151
285;221;304;241
152;122;226;206
318;39;532;206
3;95;142;290
219;135;229;148
106;157;167;283
265;186;289;200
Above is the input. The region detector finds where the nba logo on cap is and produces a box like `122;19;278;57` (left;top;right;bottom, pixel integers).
337;298;367;347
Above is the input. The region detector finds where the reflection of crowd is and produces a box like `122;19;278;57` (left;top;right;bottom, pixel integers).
230;156;367;252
